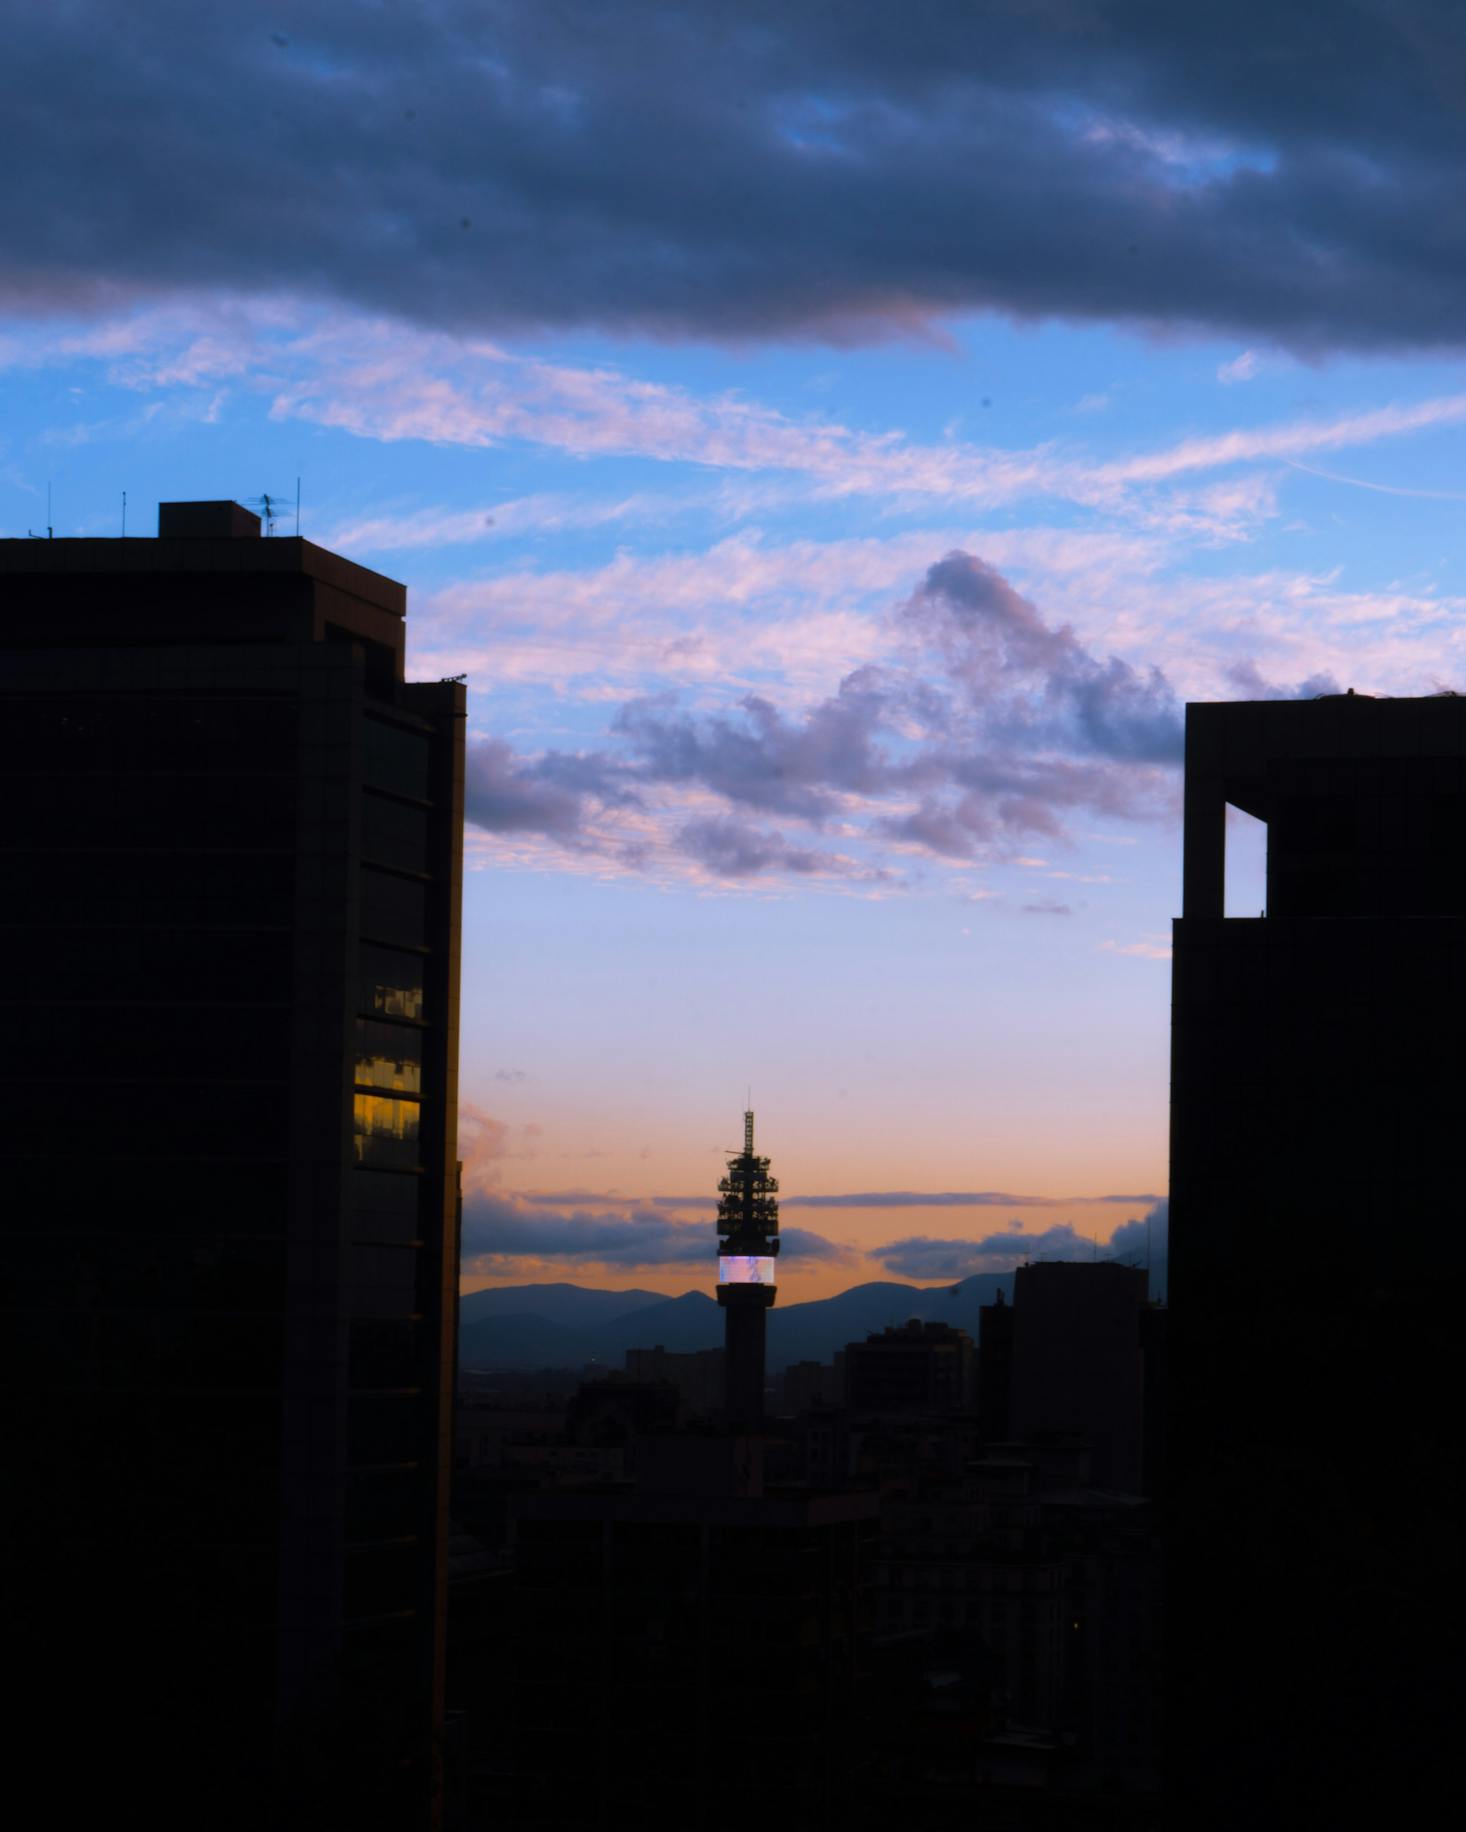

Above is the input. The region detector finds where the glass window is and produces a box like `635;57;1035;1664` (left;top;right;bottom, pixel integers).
350;1320;423;1391
346;1463;422;1540
354;1093;421;1168
351;1167;421;1240
359;944;426;1022
355;1020;422;1094
363;794;428;874
361;869;425;946
348;1394;422;1466
365;718;430;801
344;1543;422;1621
351;1242;421;1318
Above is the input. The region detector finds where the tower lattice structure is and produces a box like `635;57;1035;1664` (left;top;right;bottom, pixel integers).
715;1110;779;1426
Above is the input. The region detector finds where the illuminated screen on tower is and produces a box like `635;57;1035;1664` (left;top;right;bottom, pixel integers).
719;1256;777;1286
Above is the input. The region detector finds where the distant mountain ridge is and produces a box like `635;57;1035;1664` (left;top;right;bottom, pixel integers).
458;1282;666;1328
458;1271;1032;1372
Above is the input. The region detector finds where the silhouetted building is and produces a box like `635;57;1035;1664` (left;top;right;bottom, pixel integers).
565;1375;679;1470
846;1317;975;1413
715;1108;779;1425
780;1351;845;1415
623;1343;724;1418
1137;1302;1167;1502
1;504;464;1828
867;1456;1160;1816
1010;1262;1147;1493
502;1443;876;1829
1170;693;1466;1823
977;1286;1015;1439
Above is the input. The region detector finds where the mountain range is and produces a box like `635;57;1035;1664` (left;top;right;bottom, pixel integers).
457;1273;1033;1373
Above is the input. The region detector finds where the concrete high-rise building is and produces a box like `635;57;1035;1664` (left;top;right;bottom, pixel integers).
1169;693;1466;1823
715;1109;779;1426
1;503;464;1828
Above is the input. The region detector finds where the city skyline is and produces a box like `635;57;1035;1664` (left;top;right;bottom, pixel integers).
6;5;1466;1300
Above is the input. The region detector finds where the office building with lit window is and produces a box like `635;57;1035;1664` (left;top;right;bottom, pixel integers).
0;502;464;1828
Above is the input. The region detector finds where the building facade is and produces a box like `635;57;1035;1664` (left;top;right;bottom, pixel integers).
1009;1262;1147;1494
846;1318;976;1414
1169;693;1466;1822
1;503;464;1827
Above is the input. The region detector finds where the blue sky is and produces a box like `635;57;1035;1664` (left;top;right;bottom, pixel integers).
5;2;1464;1294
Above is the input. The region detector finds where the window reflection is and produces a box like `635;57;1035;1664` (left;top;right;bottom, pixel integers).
360;944;425;1022
355;1020;422;1093
354;1093;421;1168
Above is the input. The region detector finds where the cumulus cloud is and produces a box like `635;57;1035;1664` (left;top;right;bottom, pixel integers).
5;5;1466;353
464;738;592;839
461;1191;848;1268
674;817;848;879
870;1225;1095;1279
1223;659;1344;700
459;550;1189;878
904;554;1184;764
869;1199;1168;1280
1107;1199;1168;1269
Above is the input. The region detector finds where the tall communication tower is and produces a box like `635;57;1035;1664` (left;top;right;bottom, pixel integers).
715;1109;780;1426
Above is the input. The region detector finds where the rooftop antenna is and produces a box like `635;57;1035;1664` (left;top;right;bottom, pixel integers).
47;482;53;539
246;492;291;537
294;476;301;537
121;490;126;539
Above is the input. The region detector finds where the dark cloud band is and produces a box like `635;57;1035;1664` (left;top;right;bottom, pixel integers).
2;4;1464;351
462;1191;849;1267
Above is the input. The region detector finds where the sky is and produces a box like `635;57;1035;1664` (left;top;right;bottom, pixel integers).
5;1;1466;1298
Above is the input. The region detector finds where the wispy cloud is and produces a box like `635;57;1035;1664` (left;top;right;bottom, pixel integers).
1217;349;1261;384
1099;392;1466;486
1100;936;1173;961
19;299;1466;542
1281;456;1466;503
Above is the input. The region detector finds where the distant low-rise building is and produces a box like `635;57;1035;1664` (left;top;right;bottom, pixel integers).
779;1352;845;1414
846;1318;975;1412
624;1343;724;1418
